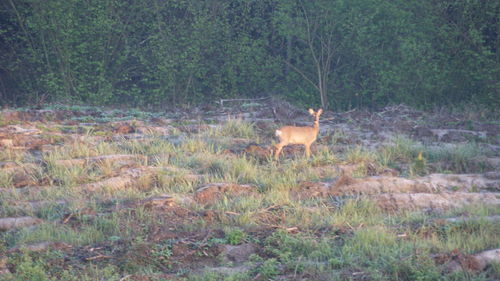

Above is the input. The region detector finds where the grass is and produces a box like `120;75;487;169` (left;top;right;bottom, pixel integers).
374;135;493;175
0;171;13;188
1;106;499;281
426;143;490;173
207;117;257;140
377;135;424;167
0;149;26;162
345;145;377;165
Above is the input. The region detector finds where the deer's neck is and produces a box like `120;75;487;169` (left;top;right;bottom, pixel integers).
313;119;320;133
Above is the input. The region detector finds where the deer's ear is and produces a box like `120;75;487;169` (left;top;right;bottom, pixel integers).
317;109;323;115
308;108;314;115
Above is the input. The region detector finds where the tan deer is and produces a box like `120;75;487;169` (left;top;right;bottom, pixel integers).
274;108;323;160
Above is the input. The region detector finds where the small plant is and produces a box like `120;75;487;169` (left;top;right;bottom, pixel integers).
12;253;50;281
152;241;173;263
255;258;280;280
224;227;247;245
0;171;13;188
411;151;427;176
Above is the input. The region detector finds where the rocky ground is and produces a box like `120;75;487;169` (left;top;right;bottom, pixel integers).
0;101;498;280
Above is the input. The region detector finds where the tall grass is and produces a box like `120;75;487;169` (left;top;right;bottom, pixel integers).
426;143;488;173
207;117;257;139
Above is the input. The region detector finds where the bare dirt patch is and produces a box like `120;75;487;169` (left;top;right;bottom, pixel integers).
194;182;257;205
373;192;499;212
0;216;43;231
79;167;152;192
436;248;500;273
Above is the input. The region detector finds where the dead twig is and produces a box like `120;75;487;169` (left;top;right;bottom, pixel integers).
85;254;111;261
61;213;74;224
119;275;132;281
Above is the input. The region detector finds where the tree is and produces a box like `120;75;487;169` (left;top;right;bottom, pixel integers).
275;0;344;109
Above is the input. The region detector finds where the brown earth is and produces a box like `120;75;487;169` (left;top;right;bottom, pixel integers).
0;216;43;231
194;182;257;205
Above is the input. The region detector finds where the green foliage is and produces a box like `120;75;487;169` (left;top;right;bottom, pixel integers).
411;152;428;176
255;258;280;280
224;227;247;245
152;241;173;262
0;0;498;108
13;253;50;281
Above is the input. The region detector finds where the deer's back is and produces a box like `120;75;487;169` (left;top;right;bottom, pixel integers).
276;126;318;144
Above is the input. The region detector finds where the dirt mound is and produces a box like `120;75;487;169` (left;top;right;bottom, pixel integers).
0;256;10;275
442;215;500;224
437;248;500;273
293;172;500;212
194;183;256;204
8;241;72;253
4;199;66;212
373;192;499;212
0;124;57;150
54;154;145;168
430;129;487;142
0;109;95;123
0;216;43;231
332;175;433;195
220;243;257;263
293;173;500;199
138;195;176;209
79;168;151;192
244;143;273;160
0;163;40;188
333;173;499;195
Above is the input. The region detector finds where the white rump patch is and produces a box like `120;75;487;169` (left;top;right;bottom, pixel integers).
275;130;282;136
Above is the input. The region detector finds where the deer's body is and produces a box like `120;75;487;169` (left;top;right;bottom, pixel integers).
274;109;323;160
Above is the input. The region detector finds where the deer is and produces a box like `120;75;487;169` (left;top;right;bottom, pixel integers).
274;108;323;160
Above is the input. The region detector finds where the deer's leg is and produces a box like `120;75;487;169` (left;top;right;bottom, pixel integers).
305;144;311;158
274;143;285;160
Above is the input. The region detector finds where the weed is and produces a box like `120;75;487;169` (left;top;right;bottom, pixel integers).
11;253;50;281
152;240;173;263
0;171;13;188
255;258;280;280
224;227;247;245
410;151;428;176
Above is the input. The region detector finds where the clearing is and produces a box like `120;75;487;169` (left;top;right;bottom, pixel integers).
0;101;499;280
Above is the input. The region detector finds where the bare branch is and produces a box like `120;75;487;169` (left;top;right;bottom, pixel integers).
284;60;319;91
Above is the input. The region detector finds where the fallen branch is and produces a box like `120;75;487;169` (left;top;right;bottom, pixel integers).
217;96;270;107
85;254;112;261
